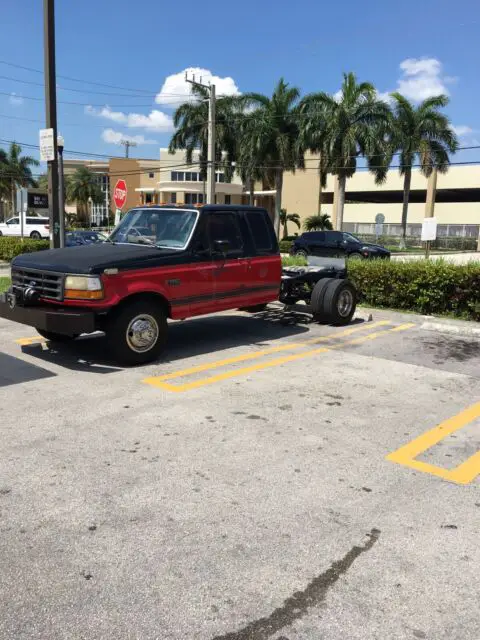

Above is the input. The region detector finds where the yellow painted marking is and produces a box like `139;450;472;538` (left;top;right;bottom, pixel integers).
145;321;391;384
15;336;46;346
144;323;414;393
387;401;480;485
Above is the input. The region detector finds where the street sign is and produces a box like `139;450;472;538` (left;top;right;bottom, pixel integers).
421;217;437;242
375;213;385;224
39;128;55;162
113;179;127;210
375;223;384;237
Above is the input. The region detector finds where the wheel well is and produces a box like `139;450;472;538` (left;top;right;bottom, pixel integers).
114;291;172;318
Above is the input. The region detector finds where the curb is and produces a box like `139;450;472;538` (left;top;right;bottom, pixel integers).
421;321;480;338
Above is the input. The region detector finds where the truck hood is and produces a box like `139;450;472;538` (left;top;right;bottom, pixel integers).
12;242;187;274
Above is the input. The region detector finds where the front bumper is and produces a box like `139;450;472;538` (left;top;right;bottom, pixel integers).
0;290;96;335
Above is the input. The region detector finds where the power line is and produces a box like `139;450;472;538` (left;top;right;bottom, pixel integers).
0;90;189;107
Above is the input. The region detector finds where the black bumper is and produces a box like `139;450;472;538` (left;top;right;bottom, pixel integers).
0;291;96;335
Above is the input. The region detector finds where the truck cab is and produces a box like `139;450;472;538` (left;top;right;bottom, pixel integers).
0;205;282;364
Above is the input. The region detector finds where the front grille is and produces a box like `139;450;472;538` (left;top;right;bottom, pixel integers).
12;267;63;301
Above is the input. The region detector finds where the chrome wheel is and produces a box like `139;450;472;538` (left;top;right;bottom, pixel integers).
126;314;159;353
337;289;354;317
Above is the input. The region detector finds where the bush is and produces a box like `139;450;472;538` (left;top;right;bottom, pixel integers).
348;259;480;320
0;237;50;261
279;240;293;253
282;255;308;267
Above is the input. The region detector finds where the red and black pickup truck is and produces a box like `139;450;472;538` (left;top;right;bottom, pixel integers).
0;205;357;364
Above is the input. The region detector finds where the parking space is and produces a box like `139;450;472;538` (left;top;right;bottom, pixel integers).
0;308;479;639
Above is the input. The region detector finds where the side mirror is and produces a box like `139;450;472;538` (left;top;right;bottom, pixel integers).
213;239;230;256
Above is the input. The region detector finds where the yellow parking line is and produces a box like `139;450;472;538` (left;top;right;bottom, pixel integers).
144;323;414;393
145;320;391;384
143;321;391;385
15;336;46;346
386;401;480;485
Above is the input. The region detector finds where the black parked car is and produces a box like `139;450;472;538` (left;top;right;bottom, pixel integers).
65;231;108;247
290;231;390;260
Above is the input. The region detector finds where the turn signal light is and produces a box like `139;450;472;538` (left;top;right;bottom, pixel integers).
64;289;104;300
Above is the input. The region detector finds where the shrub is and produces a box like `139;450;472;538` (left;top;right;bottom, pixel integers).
279;240;293;253
0;237;50;261
282;255;308;267
348;259;480;320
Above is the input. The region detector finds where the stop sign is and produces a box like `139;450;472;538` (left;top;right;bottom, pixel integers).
113;179;127;210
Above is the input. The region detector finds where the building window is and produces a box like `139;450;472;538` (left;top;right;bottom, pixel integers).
171;171;185;181
215;172;225;183
225;194;231;205
170;192;177;204
185;193;204;205
148;172;154;179
145;193;153;204
184;172;200;182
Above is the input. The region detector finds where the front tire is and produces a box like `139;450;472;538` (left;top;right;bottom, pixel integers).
105;299;167;365
36;329;78;342
30;231;41;240
348;252;364;261
295;249;308;259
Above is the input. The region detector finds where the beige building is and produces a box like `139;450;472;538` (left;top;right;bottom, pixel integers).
281;158;480;238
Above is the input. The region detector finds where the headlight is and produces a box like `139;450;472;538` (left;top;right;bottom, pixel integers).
64;275;104;300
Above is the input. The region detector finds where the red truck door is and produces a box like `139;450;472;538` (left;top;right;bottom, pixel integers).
243;208;282;305
206;211;251;310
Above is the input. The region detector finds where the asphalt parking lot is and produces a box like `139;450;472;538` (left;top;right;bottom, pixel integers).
0;307;479;640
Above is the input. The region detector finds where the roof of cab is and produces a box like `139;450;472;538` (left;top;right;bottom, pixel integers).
130;204;269;213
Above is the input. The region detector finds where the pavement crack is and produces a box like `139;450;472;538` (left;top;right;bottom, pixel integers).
210;528;380;640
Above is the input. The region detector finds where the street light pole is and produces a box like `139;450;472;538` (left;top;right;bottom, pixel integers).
43;0;60;249
57;134;65;247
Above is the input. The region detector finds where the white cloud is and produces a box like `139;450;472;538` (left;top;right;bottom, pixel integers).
9;92;24;106
376;90;393;103
101;128;158;145
396;57;450;101
155;67;241;106
451;125;473;136
86;105;174;132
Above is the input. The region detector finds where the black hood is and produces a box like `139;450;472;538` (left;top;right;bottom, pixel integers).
12;243;186;274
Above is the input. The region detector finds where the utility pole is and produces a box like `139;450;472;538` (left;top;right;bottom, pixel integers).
43;0;61;249
121;140;137;158
185;73;216;204
57;134;65;247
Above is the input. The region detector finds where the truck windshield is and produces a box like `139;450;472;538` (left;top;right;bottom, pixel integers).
109;208;198;249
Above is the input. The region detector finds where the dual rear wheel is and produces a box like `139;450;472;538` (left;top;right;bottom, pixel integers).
310;278;357;325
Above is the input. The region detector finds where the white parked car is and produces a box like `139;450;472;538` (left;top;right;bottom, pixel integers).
0;216;50;239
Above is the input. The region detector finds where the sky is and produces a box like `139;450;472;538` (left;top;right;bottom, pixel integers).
1;0;480;169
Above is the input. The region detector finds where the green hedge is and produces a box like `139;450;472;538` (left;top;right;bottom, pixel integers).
279;240;293;253
348;259;480;320
0;237;50;261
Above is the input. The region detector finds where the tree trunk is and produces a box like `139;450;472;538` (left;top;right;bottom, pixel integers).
400;167;412;249
274;170;283;238
249;178;254;206
282;219;288;240
335;174;346;231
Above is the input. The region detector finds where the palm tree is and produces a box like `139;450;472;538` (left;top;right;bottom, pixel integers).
235;79;304;237
169;84;241;194
66;167;103;227
388;93;458;244
279;208;301;239
304;213;333;231
301;73;391;231
1;142;39;215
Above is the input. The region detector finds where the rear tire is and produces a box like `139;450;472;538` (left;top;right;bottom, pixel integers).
295;249;308;259
322;280;357;325
105;299;167;366
30;231;41;240
310;278;336;322
36;329;78;342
